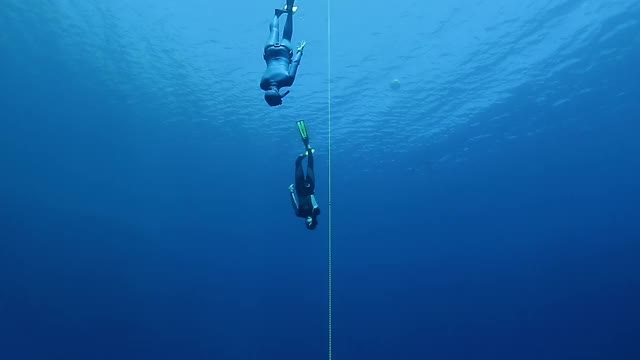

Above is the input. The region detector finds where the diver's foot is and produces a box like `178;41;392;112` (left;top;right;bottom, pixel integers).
304;148;315;156
275;8;286;16
284;2;298;14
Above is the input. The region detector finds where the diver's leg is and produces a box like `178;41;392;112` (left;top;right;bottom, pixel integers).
282;2;294;46
266;11;284;47
306;150;315;190
295;154;306;189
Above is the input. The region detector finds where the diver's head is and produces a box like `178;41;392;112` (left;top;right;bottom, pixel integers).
264;87;283;106
305;216;318;230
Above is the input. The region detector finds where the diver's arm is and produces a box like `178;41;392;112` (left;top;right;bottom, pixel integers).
288;50;303;80
311;194;321;216
289;184;300;216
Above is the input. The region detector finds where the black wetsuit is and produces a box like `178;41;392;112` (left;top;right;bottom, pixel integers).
290;151;320;220
260;7;303;92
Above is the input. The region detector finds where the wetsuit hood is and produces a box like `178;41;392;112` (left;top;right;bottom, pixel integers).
265;88;282;106
305;216;318;230
264;87;291;106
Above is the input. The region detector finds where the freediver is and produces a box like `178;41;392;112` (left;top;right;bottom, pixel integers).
260;0;306;106
288;120;320;230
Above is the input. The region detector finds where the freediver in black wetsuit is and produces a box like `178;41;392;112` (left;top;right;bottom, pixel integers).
289;120;320;230
260;0;306;106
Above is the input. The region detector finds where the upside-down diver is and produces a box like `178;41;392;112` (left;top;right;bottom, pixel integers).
289;120;320;230
260;0;306;106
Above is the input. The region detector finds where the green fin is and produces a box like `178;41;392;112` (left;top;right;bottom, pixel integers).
296;120;309;145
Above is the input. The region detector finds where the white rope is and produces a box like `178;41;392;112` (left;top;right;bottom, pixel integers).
326;0;333;358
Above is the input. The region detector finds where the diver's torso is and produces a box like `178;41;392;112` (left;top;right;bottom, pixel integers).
298;195;314;217
264;43;292;61
261;45;293;89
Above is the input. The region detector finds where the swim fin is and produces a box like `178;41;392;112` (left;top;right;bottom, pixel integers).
296;120;309;147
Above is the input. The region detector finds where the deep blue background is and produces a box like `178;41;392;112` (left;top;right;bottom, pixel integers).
1;1;639;359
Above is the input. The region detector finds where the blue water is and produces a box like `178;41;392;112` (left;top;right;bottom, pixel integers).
1;0;639;359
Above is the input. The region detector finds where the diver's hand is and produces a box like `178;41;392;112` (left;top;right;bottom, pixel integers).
288;184;295;192
297;40;306;53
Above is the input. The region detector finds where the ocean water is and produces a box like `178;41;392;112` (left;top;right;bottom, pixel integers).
1;0;639;359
